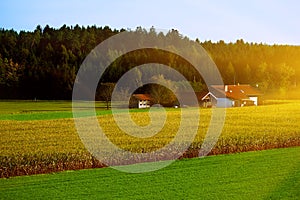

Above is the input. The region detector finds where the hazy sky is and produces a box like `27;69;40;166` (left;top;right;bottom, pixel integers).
1;0;300;45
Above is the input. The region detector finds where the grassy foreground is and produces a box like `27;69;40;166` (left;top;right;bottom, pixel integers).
1;147;300;199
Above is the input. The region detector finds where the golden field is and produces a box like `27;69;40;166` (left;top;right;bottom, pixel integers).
1;101;300;177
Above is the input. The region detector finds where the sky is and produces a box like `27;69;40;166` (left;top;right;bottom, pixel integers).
1;0;300;45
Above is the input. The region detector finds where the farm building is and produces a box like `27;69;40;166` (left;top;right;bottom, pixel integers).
176;91;207;107
130;94;152;108
129;85;261;108
201;84;262;108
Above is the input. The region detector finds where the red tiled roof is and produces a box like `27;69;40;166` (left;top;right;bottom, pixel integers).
132;94;152;101
210;84;262;100
225;89;249;100
227;85;262;96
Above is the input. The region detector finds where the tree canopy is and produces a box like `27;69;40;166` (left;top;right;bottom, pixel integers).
0;25;299;99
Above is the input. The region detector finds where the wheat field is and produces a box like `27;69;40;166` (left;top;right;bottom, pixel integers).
1;101;300;177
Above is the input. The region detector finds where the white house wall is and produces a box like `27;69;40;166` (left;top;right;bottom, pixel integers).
138;100;150;108
249;96;258;106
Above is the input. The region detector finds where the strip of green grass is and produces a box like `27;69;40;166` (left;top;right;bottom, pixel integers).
0;101;169;120
1;147;299;199
0;109;163;121
0;100;73;114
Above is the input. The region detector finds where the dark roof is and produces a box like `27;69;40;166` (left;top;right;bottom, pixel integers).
132;94;152;101
177;91;208;102
207;86;226;98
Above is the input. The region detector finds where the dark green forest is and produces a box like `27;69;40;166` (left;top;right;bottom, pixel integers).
1;25;299;100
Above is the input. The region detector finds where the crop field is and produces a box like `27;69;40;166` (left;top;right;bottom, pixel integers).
0;100;300;177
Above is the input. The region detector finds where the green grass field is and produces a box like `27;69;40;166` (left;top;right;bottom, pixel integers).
1;147;299;199
0;100;153;120
0;100;108;120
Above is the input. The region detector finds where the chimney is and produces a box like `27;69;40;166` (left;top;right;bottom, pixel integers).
225;85;228;92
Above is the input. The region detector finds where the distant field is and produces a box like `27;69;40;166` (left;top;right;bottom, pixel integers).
0;100;73;114
1;147;299;199
0;100;300;177
0;100;151;120
0;101;105;120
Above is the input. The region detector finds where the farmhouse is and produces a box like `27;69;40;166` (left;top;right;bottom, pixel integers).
130;94;152;108
201;84;262;108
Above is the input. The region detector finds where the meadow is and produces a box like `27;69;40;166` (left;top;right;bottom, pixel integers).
0;100;300;177
1;147;299;199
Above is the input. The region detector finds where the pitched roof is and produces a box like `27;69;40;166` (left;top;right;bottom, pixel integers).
207;86;226;98
226;85;262;96
206;84;262;100
132;94;152;101
177;91;208;102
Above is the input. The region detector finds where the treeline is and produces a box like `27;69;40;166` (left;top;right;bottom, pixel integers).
0;25;299;99
202;39;300;95
0;25;120;99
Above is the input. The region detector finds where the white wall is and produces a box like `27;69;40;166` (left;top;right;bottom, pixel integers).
138;100;150;108
249;96;258;106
